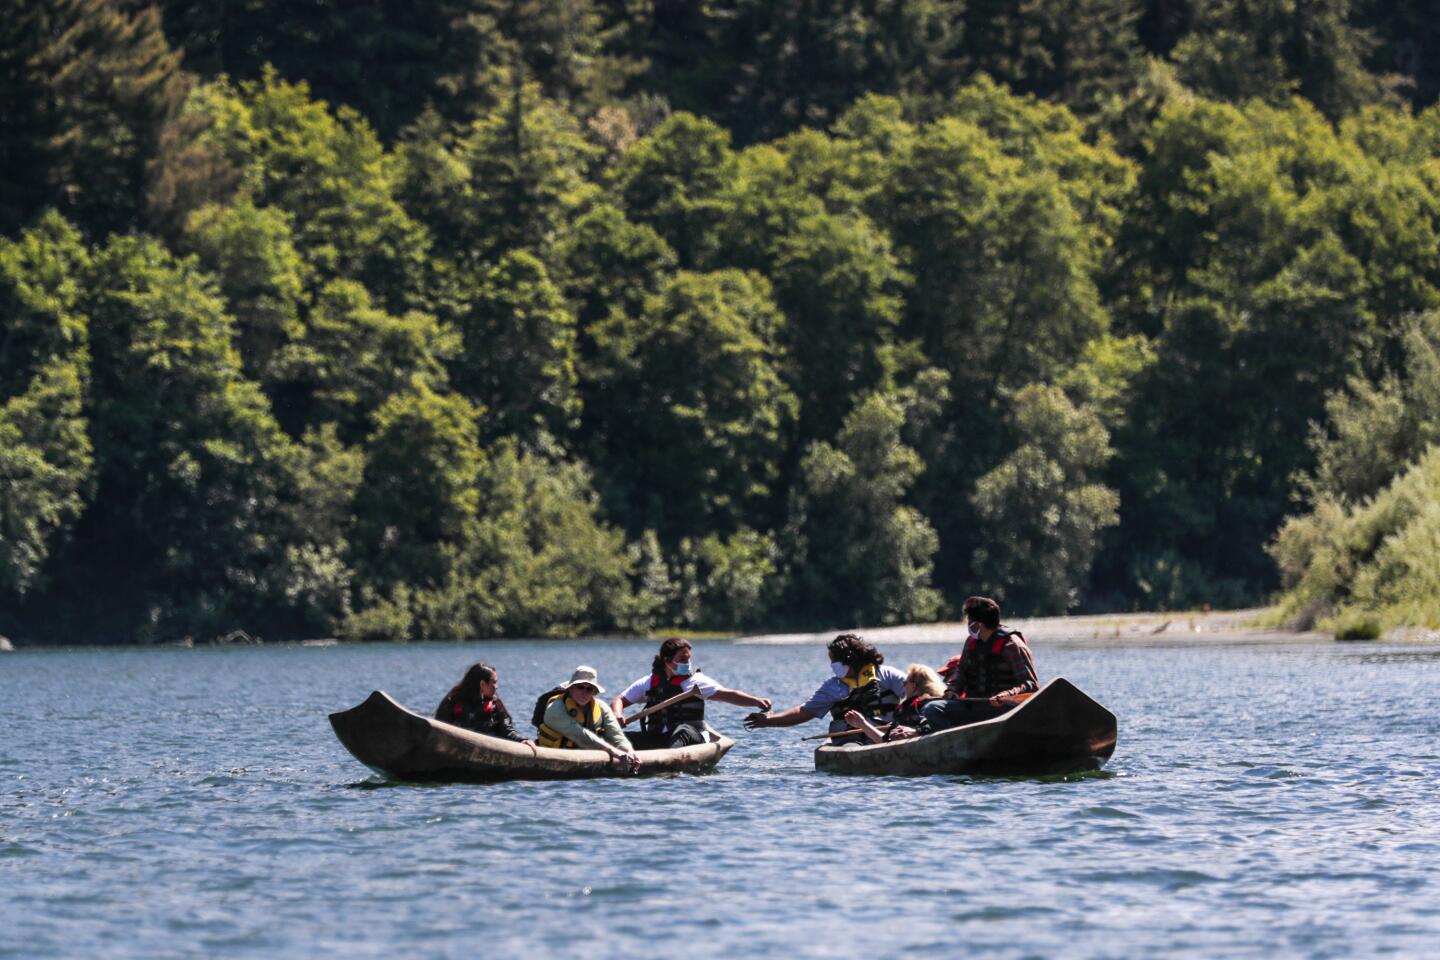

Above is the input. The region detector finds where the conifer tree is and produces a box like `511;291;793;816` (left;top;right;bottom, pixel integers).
1;0;197;236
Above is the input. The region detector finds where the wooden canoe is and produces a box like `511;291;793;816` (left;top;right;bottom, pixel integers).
329;690;735;782
814;677;1116;777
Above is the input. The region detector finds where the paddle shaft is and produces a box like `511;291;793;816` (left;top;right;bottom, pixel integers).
622;686;699;727
801;724;892;742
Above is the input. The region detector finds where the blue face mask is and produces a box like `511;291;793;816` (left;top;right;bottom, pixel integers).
831;661;850;678
672;661;693;677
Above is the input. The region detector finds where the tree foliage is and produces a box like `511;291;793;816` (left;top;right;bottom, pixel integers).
10;3;1440;642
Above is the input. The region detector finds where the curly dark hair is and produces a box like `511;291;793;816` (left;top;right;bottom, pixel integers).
962;596;1001;629
826;633;883;667
651;637;692;675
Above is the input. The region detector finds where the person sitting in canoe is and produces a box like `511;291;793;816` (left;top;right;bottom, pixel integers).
744;633;905;735
842;662;947;743
536;666;641;773
922;595;1039;732
434;661;531;744
610;637;772;750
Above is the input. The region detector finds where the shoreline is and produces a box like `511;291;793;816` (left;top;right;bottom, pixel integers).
733;608;1398;646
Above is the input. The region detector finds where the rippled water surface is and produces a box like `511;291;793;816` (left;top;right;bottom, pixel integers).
3;638;1438;958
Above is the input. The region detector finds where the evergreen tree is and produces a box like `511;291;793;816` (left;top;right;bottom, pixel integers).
962;0;1148;115
0;214;93;600
0;0;204;236
783;388;942;627
586;270;796;544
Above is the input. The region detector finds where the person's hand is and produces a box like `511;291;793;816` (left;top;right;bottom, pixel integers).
989;694;1015;709
755;697;772;712
842;709;866;730
887;725;918;740
617;713;632;727
743;711;770;729
624;750;641;774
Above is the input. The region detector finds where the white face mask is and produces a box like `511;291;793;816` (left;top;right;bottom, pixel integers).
831;661;850;678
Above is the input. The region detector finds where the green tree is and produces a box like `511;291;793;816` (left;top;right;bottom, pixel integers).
969;384;1120;612
418;439;640;637
177;199;309;386
0;214;94;598
0;0;204;236
393;92;597;271
688;0;968;143
1302;312;1440;505
196;71;429;311
783;388;942;626
612;112;737;268
444;249;581;444
1171;0;1388;118
70;235;307;639
351;385;484;598
719;138;909;442
586;270;796;543
1104;98;1418;607
269;279;458;441
962;0;1148;116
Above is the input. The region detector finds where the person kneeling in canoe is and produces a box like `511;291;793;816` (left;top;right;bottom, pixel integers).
434;661;532;744
922;596;1038;732
537;666;641;773
744;633;905;736
611;637;772;750
842;663;947;743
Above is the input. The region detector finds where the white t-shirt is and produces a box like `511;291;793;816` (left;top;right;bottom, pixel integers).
619;671;722;705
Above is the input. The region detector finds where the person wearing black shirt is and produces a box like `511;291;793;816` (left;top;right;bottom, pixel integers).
434;662;530;743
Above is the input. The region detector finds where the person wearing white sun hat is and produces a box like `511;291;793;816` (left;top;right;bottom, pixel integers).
536;666;640;773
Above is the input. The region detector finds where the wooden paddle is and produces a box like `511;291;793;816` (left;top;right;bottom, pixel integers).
801;724;893;742
620;686;699;727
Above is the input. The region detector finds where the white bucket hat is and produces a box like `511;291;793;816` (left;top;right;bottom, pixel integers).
562;665;605;694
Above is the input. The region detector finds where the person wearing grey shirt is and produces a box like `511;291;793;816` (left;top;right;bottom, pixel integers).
744;634;905;734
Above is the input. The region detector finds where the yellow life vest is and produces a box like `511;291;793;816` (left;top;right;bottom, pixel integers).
830;662;897;725
536;692;603;749
841;663;879;692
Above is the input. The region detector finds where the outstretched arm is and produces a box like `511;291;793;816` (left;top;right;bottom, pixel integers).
744;706;817;729
710;688;772;711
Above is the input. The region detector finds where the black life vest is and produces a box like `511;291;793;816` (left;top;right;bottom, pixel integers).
954;627;1029;699
893;694;938;728
444;691;507;735
640;673;707;734
829;663;899;724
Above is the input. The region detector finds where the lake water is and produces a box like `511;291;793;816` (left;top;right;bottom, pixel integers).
2;637;1437;958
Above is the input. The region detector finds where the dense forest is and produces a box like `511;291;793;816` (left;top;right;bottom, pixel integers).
4;0;1440;644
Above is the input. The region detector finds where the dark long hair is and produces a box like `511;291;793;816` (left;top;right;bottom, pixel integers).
453;661;497;705
651;637;691;676
827;633;883;667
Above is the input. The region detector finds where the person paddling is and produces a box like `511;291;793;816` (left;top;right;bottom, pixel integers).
922;596;1039;732
536;666;641;773
611;637;772;750
744;633;905;735
434;661;531;744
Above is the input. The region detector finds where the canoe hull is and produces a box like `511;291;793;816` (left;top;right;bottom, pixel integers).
814;677;1116;777
330;690;735;783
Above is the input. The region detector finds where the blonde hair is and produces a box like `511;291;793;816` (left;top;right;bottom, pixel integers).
905;663;946;699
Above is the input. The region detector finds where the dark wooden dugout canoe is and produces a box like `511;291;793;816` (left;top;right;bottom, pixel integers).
330;690;735;782
814;677;1116;777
